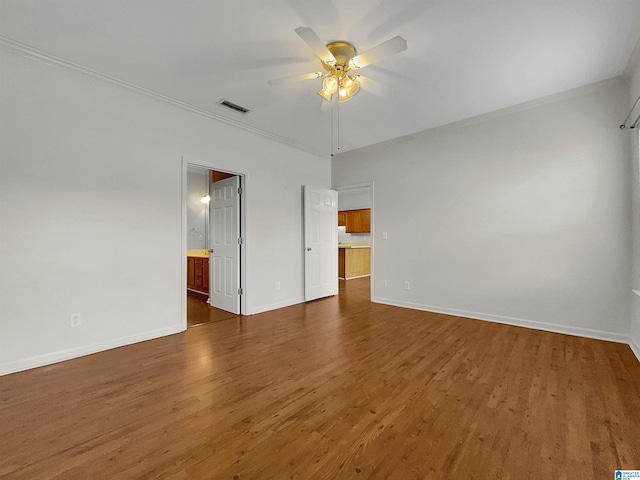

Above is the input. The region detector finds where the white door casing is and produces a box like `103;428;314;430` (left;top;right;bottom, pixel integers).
304;186;338;301
208;176;240;314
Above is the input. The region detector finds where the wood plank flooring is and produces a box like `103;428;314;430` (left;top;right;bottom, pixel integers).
187;291;239;328
1;277;640;479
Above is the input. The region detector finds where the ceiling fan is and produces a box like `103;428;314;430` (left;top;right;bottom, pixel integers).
269;27;407;104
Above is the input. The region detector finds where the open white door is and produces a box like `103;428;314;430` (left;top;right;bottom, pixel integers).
304;186;338;301
208;176;240;314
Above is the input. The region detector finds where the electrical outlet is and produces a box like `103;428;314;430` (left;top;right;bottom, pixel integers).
404;281;411;290
275;282;281;291
382;231;388;240
70;313;82;328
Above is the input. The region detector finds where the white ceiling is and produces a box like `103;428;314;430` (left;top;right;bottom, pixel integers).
2;1;640;156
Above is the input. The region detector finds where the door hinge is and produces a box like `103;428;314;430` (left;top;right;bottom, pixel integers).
238;288;243;295
238;187;242;195
238;237;243;245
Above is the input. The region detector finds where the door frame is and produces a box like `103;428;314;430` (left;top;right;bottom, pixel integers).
334;182;374;299
181;157;247;330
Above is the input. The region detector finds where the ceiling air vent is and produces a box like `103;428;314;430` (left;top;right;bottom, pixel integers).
218;99;251;115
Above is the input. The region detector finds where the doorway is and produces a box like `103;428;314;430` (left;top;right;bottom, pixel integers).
336;184;373;300
184;162;245;328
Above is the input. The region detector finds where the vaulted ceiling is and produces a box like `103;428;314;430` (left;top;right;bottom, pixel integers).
2;1;640;156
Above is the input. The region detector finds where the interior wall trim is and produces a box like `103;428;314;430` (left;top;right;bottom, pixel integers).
372;296;639;361
0;35;324;157
630;334;640;363
0;325;184;376
250;296;305;316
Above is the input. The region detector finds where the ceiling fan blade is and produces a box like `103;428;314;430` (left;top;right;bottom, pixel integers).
268;72;324;86
349;36;407;69
295;27;336;64
355;75;391;97
320;97;332;112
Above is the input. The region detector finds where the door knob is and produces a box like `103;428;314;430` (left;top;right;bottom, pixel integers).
306;247;312;251
208;249;214;253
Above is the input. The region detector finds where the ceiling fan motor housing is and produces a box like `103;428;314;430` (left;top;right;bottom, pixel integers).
324;41;357;71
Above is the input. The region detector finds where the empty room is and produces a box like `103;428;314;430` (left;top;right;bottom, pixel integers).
1;1;640;478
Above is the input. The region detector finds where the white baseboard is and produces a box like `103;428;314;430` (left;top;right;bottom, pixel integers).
630;334;640;363
0;325;184;376
187;288;208;295
4;300;638;376
249;297;304;315
372;296;631;345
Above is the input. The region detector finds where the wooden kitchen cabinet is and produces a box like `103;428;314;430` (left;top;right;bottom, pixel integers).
339;208;371;233
338;247;371;279
348;210;362;232
187;256;209;294
338;211;346;227
359;209;370;233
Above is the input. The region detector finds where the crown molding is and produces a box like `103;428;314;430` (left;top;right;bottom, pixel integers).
0;35;326;157
623;32;640;81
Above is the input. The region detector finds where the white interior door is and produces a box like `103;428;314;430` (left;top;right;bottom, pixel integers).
208;176;240;314
304;186;338;301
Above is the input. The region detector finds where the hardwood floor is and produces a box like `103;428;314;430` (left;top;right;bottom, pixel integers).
1;277;640;479
187;291;239;328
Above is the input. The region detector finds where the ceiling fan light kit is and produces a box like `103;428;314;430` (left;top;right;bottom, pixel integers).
269;27;407;153
270;27;407;106
316;41;361;103
318;42;360;103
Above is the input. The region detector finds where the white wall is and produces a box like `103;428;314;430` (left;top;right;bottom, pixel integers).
333;80;632;341
0;49;330;375
338;187;371;210
186;169;208;250
338;226;371;244
629;59;640;358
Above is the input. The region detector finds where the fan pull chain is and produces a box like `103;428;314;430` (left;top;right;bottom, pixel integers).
336;94;341;152
329;88;341;156
330;97;334;155
330;93;340;156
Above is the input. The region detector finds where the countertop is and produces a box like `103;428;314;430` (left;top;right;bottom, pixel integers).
191;245;370;255
187;249;209;258
339;242;371;249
